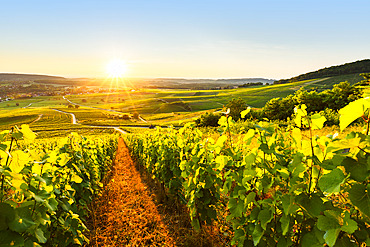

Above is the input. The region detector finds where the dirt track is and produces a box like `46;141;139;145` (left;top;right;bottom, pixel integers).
88;138;223;246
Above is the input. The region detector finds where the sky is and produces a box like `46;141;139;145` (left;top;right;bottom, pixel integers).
1;0;369;79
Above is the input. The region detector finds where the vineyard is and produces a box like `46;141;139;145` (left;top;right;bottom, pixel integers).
0;126;117;246
1;94;370;246
124;97;370;246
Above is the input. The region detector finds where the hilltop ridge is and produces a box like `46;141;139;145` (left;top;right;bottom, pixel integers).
274;59;370;84
0;73;66;81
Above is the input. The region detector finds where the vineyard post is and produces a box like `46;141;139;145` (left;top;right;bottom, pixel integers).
307;117;315;195
366;111;370;135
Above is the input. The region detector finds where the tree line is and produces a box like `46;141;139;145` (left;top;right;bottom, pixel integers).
274;59;370;84
196;79;364;127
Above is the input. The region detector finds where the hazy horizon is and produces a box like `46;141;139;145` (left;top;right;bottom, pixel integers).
1;0;369;79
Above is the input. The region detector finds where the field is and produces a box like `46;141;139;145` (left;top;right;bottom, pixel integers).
1;75;370;246
0;76;341;138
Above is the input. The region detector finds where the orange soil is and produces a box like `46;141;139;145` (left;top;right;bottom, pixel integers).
88;138;225;246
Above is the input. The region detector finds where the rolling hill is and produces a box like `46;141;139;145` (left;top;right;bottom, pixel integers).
0;73;66;81
274;59;370;84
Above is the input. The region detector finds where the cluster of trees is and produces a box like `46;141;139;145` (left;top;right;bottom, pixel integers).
195;98;248;127
354;73;370;86
195;80;362;127
274;59;370;84
263;81;362;121
238;82;264;87
68;104;80;109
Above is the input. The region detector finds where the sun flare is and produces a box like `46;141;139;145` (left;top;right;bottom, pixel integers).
106;59;127;78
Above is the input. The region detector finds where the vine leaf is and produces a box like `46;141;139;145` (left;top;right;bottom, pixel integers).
280;214;290;235
8;207;36;233
252;224;264;246
215;155;228;170
35;228;47;243
228;198;244;218
317;210;341;247
20;125;36;141
348;183;370;218
9;150;30;173
240;107;251;119
341;211;358;234
0;203;15;231
342;157;369;182
258;208;273;230
311;113;327;130
318;168;345;194
0;230;24;246
0;143;7;151
339;97;370;131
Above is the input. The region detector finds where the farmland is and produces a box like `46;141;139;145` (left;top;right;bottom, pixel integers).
1;71;370;246
0;75;353;137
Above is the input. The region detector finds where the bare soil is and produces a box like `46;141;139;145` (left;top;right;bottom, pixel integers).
87;138;225;246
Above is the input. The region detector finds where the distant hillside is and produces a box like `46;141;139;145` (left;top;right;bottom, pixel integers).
274;59;370;84
0;73;65;81
137;78;276;89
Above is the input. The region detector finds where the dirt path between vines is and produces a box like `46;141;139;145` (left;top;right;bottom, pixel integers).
87;138;224;246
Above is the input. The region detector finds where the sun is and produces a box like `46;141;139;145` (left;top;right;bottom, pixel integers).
106;59;127;78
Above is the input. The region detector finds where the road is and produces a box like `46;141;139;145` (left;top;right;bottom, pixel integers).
63;96;147;123
23;103;33;108
31;114;43;123
51;108;128;134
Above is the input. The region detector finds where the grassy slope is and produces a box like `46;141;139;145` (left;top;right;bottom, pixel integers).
0;72;364;136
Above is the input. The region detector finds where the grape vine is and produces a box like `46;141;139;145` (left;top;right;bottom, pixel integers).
125;98;370;246
0;126;117;246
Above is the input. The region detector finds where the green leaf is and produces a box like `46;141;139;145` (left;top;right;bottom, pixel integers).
317;210;341;247
11;132;23;140
292;128;302;148
243;129;255;145
334;237;358;247
34;228;47;243
215;155;228;170
341;211;358;234
245;192;256;205
296;193;324;218
339;97;370;131
323;229;341;247
240;107;251;119
0;230;24;246
348;183;370;218
0;203;15;231
0;144;7;152
252;224;264;246
281;194;299;216
318;168;345;194
288;153;306;178
258;208;273;230
9;150;30;173
20;125;36;141
215;135;228;147
8;206;36;233
301;232;323;247
71;174;83;183
342;157;369;183
311;113;327;130
228;198;244;218
233;228;246;246
317;211;341;231
320;159;339;170
24;240;42;247
280;214;290;235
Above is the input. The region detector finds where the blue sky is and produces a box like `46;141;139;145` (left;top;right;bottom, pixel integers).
1;0;369;79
